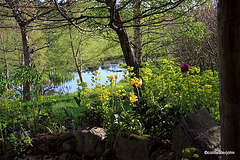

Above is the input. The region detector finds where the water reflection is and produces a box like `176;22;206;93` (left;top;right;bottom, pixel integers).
54;64;127;94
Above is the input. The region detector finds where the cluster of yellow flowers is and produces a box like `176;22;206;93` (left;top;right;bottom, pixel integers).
51;98;56;102
77;81;88;88
129;92;138;103
131;77;143;88
99;87;111;102
107;73;118;80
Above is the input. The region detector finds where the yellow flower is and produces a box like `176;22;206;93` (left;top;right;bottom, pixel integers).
130;94;138;103
114;73;119;79
107;74;114;80
18;83;22;86
131;79;136;85
60;83;63;85
135;78;143;88
51;99;56;102
77;79;80;83
51;83;54;86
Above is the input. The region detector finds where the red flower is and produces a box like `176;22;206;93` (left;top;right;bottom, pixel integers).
180;64;189;73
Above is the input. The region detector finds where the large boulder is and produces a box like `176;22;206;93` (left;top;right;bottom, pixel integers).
171;108;221;160
74;126;106;159
112;132;152;160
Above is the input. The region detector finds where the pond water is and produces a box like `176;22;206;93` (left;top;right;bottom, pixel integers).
53;63;127;94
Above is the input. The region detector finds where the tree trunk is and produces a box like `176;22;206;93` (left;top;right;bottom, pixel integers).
6;0;32;101
218;0;240;159
115;27;139;76
106;0;139;77
78;57;84;83
134;0;142;66
21;26;32;101
69;24;84;83
74;55;84;83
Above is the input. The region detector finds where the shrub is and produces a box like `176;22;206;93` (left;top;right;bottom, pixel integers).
130;59;219;139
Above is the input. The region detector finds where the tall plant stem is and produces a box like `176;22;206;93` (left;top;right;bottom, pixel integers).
187;75;193;112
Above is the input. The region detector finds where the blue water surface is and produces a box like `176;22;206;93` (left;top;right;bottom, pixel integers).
55;64;127;94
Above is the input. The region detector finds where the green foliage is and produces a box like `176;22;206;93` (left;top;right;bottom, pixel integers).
181;147;199;160
63;107;80;130
28;29;47;71
0;71;6;95
172;4;218;71
14;65;42;87
130;59;219;139
44;27;123;71
73;92;81;107
0;26;21;74
7;128;32;155
0;59;219;156
0;66;77;155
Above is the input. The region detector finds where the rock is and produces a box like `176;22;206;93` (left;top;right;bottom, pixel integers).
21;131;75;156
58;134;76;153
171;108;221;160
112;132;152;160
74;127;106;159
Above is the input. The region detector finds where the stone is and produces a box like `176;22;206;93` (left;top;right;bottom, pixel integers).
171;108;221;160
58;137;75;153
74;127;106;159
112;132;152;160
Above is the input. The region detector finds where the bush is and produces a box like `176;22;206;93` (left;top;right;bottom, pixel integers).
130;59;219;139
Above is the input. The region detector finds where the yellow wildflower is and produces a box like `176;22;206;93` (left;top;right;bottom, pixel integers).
131;79;136;85
130;94;138;103
135;78;143;88
107;74;114;80
114;73;119;79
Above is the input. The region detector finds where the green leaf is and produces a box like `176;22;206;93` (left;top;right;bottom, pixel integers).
74;96;81;107
190;147;196;153
193;154;199;158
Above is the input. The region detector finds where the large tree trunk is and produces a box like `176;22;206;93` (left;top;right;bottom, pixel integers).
134;0;142;66
115;28;139;77
106;0;139;77
6;0;32;101
218;0;240;159
21;26;32;101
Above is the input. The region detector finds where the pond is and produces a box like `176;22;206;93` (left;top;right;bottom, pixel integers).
52;63;127;95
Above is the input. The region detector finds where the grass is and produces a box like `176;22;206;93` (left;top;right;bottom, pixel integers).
15;78;131;129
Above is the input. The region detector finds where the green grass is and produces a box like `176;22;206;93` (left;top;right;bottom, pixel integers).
17;79;131;125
